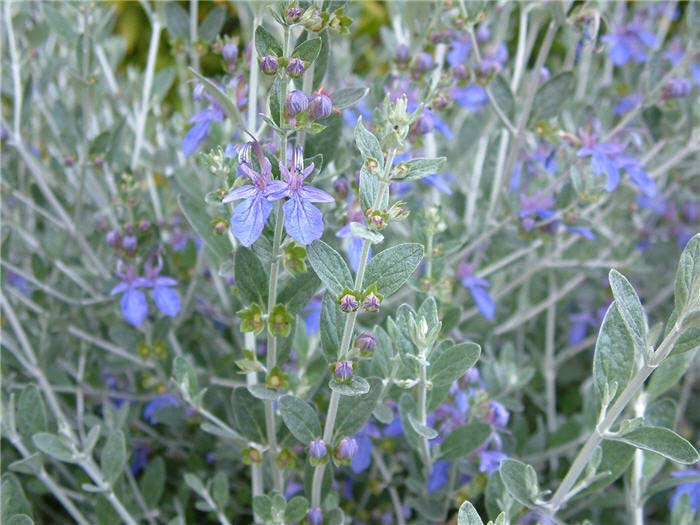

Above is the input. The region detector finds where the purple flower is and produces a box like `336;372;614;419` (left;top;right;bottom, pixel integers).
143;393;181;424
335;361;354;382
427;460;451;493
143;256;181;318
356;332;377;352
182;86;224;156
286;90;309;117
602;18;656;66
413;52;434;74
479;450;507;474
222;43;238;66
614;94;642;115
110;264;150;327
452;85;488;112
568;311;597;345
287;57;305;77
308;91;333;119
350;432;374;474
260;55;279;75
486;400;509;428
339;293;360;312
336;436;358;460
362;292;381;312
307;508;323;525
309;439;327;459
448;37;471;67
131;443;150;475
457;261;495;320
670;468;700;511
223;142;275;247
266;146;334;245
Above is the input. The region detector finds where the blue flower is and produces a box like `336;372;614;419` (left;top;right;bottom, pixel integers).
427;460;451;493
457;261;495;320
223;142;275;247
266;146;334;245
182;85;224;156
479;450;507;474
670;468;700;512
110;265;150;327
452;85;488;112
301;296;322;335
143;393;181;424
602;18;656;67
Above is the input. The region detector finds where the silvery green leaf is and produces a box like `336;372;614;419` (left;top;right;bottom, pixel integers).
218;259;235;277
32;433;76;463
674;234;700;314
279;395;322;444
6;515;33;525
253;495;273;521
370;325;393;378
200;422;242;441
429;342;481;387
407;413;438;439
592;302;636;402
396;157;446;181
333;86;369;109
312;31;329;90
307;240;354;297
43;4;78;42
349;222;384;244
164;2;190;41
372;403;393;425
359;165;386;212
334;378;382;439
418;296;440;332
354;117;384;168
83;424;101;454
198;6;226;43
492;512;507;525
269;75;283;127
285;495;309;522
81;483;107;493
609;269;648;357
399;394;422;452
254;25;282;57
320;292;344;363
328;376;371;396
184;473;207;496
325;508;345;525
575;440;635;498
531;71;574;120
234;247;268;306
140;456;165;508
173;356;198;400
231;388;266;443
489;73;514;119
100;430;126;485
438;422;491;460
178;193;232;267
1;474;32;523
211;472;229;509
611;426;700;464
16;386;47;446
8;453;43;475
457;501;483;525
292;37;322;63
671;327;700;356
499;459;539;508
247;384;283;400
363;243;424;297
278;271;321;315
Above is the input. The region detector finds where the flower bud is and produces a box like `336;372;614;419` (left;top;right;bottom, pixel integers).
412;112;434;134
287;57;306;78
309;439;327;459
336;436;358;460
333;177;349;200
286;90;309;116
339;293;359;312
287;6;303;23
308;92;333;119
123;235;137;251
396;43;410;66
259;55;279;75
334;360;354;382
355;332;376;355
452;64;468;81
214;220;228;235
413;52;434;74
138;219;151;231
307;508;323;525
663;77;692;98
362;292;381;312
222;43;238;65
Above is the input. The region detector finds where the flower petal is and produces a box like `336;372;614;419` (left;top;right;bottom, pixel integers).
152;285;181;317
222;185;257;203
469;284;496;320
121;288;148;327
230;195;273;247
181;121;210;156
283;196;325;245
298;185;334;203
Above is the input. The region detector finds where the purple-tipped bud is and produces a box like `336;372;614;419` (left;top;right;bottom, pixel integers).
286;90;309;116
260;55;279;75
433;94;450;110
414;52;434;74
333;177;349;200
64;154;76;167
309;439;327;459
336;436;358;460
287;57;306;78
138;219;151;231
396;43;410;65
124;222;136;234
334;360;354;382
452;64;468;81
307;507;323;525
413;113;434;135
123;235;137;251
106;230;121;247
476;24;491;43
339;294;359;312
362;292;381;312
356;332;377;352
308;92;333;119
663;77;692;98
222;43;238;65
287;6;303;23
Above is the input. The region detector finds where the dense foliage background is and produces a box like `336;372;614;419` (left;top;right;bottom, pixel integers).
2;1;699;525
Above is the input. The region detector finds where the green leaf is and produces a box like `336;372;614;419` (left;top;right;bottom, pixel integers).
609;269;648;357
457;501;483;525
396;157;447;181
198;6;226;43
43;4;78;42
363;243;424;297
100;430;126;485
173;356;199;400
232;388;266;443
269;76;283;127
6;515;33;525
439;422;492;460
359;165;386;212
354;117;384;168
285;495;309;522
292;37;322;63
673;233;700;314
576;440;635;498
671;327;700;356
592;302;636;402
647;349;697;400
320;292;344;363
32;433;76;463
429;342;481;387
8;453;43;476
332;86;369;109
312;31;329;90
499;459;539;508
178;193;232;267
407;413;438;439
328;376;370;396
307;240;353;297
253;495;273;521
234;247;268;306
1;474;32;523
612;426;700;464
164;2;190;41
399;393;422;452
279;395;322;444
184;473;206;496
333;377;382;441
254;25;282;57
188;68;243;126
139;456;165;508
489;73;515;119
16;386;47;446
278;271;321;315
531;71;574;120
211;471;229;509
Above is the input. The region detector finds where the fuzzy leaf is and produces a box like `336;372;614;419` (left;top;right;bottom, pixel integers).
354;117;384;168
429;342;481;387
328;376;371;396
593;302;636;402
609;269;648;357
531;71;574;120
333;86;369;109
307;240;354;297
254;25;282;57
363;243;424;297
292;37;322;63
439;422;492;460
499;459;540;507
232;388;266;443
234;247;268;306
612;426;700;464
100;430;126;484
279;395;322;444
457;501;483;525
